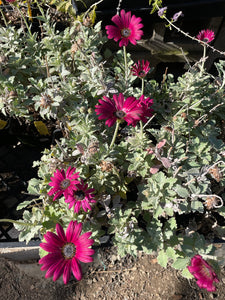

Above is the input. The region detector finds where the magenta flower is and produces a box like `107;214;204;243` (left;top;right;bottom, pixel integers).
105;10;144;47
6;0;16;2
197;29;215;43
65;179;96;213
48;167;80;201
138;95;154;123
130;95;154;126
95;93;144;127
187;255;219;292
131;60;150;78
39;221;94;284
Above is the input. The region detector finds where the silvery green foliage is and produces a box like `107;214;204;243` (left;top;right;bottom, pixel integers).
2;9;225;278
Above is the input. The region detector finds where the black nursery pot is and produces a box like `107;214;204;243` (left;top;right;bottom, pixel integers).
0;116;53;242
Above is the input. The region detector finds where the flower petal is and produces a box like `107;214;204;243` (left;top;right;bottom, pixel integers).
71;258;82;281
66;221;82;243
63;260;72;284
56;223;66;242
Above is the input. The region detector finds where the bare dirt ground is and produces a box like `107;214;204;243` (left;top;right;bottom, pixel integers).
0;247;224;300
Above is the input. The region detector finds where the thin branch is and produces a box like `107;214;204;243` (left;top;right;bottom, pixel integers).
116;0;123;15
191;194;224;208
184;160;225;186
143;113;156;129
84;0;104;17
160;13;225;57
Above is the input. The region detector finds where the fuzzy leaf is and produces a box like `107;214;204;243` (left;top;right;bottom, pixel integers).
157;249;168;268
174;185;189;198
27;178;41;195
181;267;194;279
17;199;37;210
191;200;204;212
166;247;177;260
172;257;190;270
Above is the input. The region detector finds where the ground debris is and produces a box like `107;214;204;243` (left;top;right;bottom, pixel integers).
0;247;224;300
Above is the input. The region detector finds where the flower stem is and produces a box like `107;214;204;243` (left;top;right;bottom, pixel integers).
138;79;145;139
16;4;33;37
123;45;128;85
140;120;143;141
109;120;120;149
200;44;206;76
0;219;35;227
141;78;144;95
81;213;87;223
0;7;8;27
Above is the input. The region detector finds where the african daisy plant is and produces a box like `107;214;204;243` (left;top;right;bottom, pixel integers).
0;3;225;291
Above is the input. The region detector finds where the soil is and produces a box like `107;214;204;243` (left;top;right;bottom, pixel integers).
0;247;224;300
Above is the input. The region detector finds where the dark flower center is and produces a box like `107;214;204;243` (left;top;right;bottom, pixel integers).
139;71;146;77
121;28;131;38
61;243;76;259
203;37;209;43
75;190;85;200
60;179;70;190
115;110;126;119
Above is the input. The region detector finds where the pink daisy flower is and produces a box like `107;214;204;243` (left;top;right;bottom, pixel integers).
131;60;150;78
196;29;215;43
48;167;80;201
105;10;144;47
138;95;154;123
39;221;94;284
95;93;144;127
65;179;96;213
187;255;219;292
131;95;154;126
